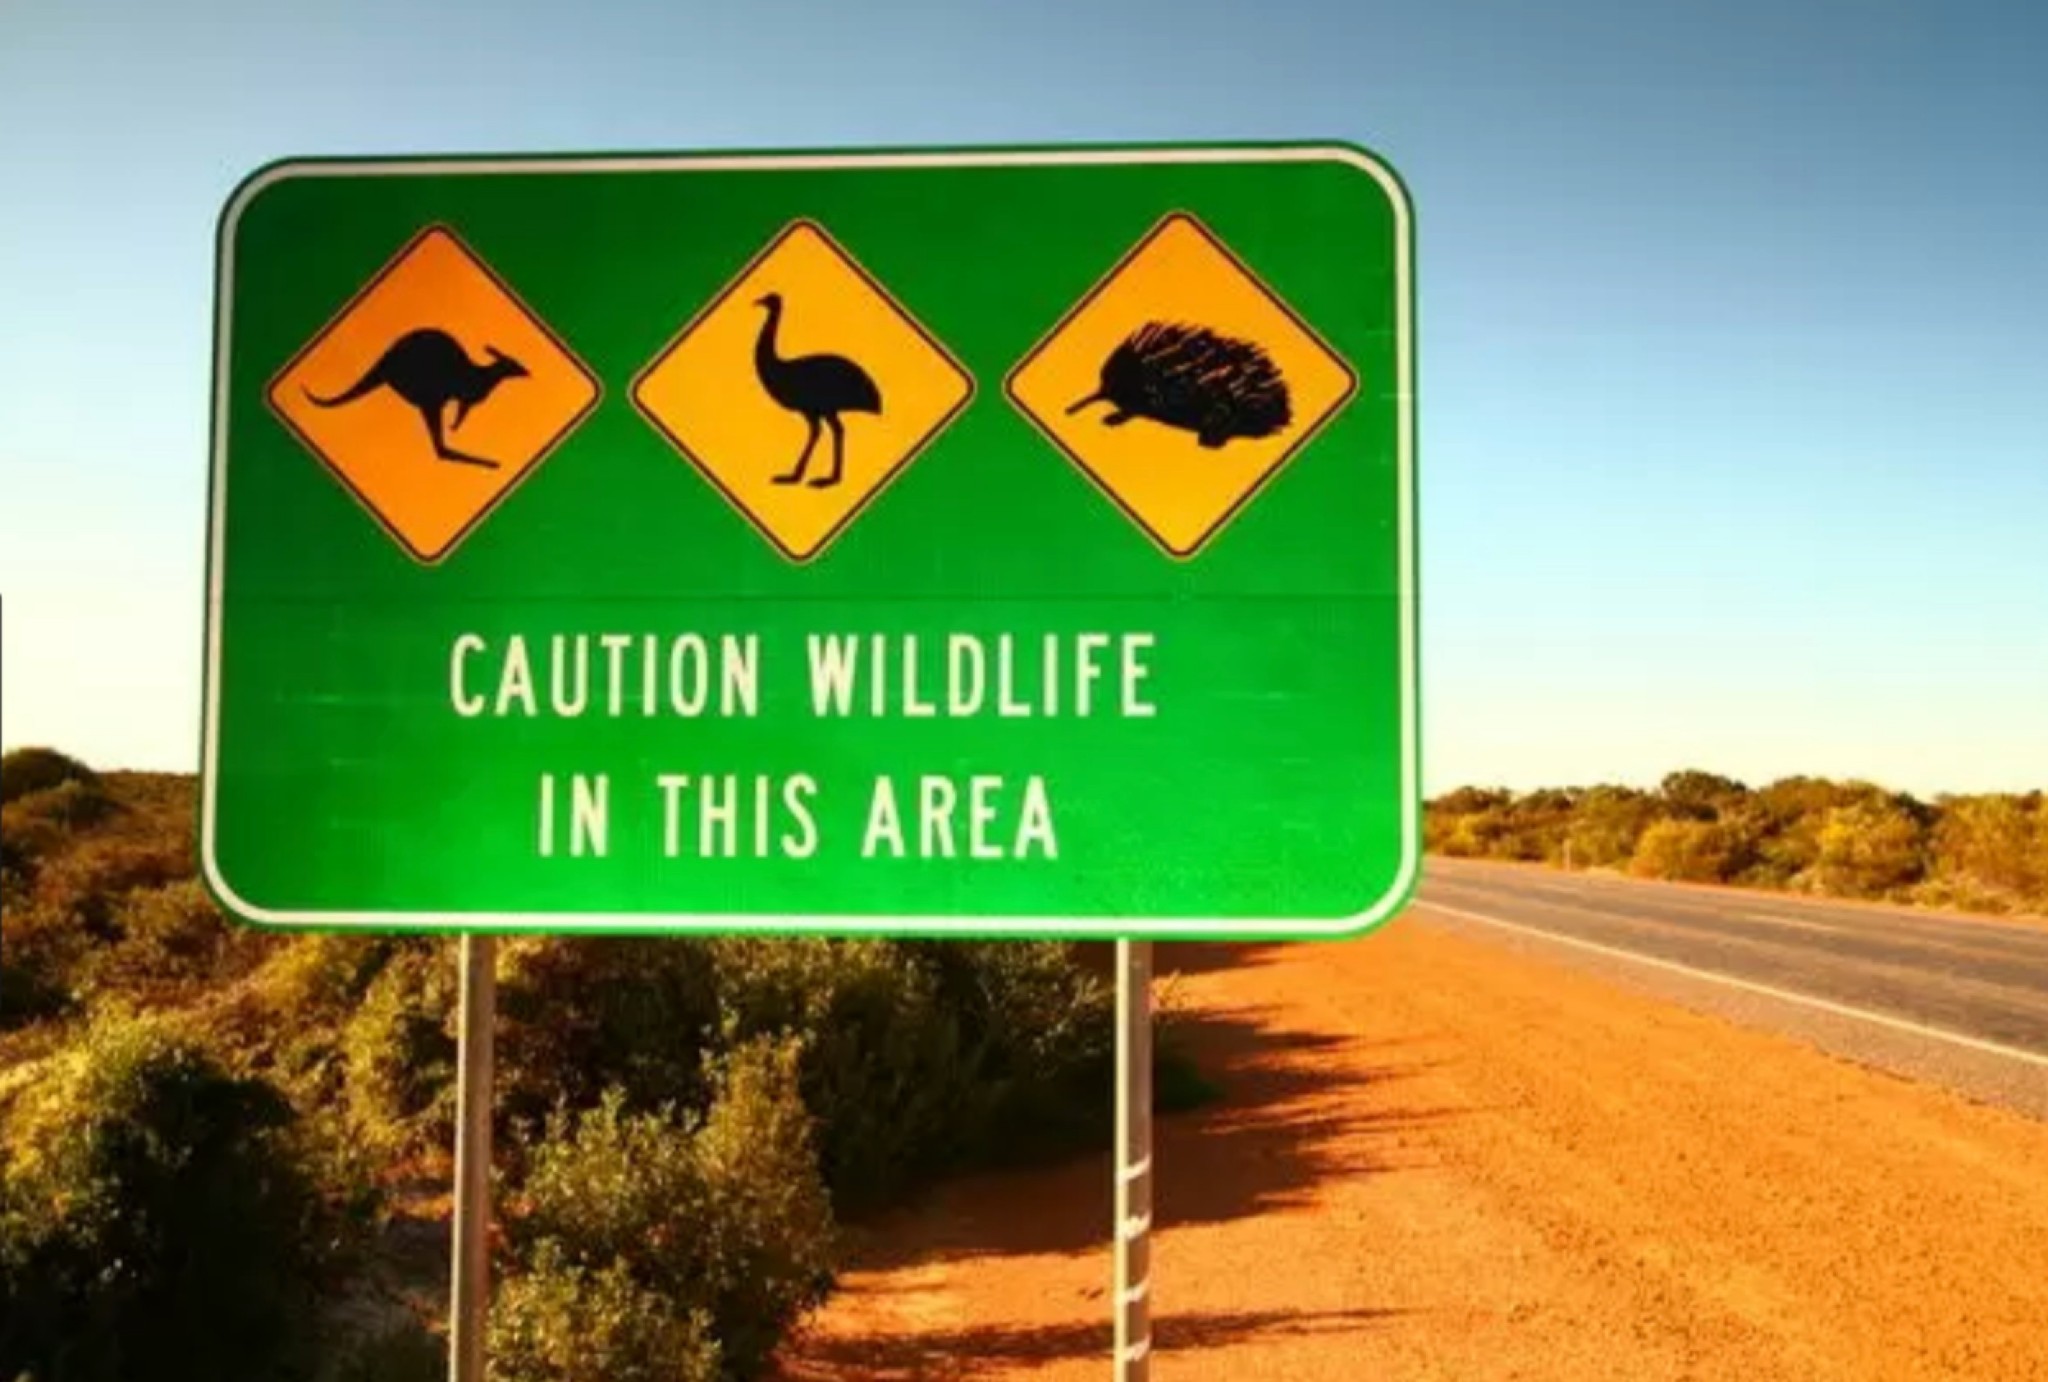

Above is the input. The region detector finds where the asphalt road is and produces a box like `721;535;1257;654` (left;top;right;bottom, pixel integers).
1411;858;2048;1121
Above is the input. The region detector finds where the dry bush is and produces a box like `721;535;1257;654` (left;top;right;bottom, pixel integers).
1628;818;1750;883
499;1035;833;1381
1;747;99;805
1428;772;2045;916
0;1010;372;1382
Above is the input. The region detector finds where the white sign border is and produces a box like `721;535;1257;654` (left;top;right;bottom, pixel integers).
201;140;1419;940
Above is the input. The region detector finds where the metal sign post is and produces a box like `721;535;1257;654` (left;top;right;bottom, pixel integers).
448;934;496;1382
1115;939;1154;1379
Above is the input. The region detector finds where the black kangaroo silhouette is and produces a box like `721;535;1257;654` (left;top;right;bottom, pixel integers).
752;292;881;489
303;327;529;469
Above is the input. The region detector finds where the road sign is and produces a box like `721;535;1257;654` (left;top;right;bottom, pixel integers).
202;141;1419;938
1007;211;1358;559
633;218;975;562
266;224;601;564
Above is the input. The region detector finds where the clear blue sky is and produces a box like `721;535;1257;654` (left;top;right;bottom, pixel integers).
2;0;2044;798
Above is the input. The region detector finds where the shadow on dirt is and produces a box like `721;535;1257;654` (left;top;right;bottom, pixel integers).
1066;941;1288;983
818;944;1470;1269
778;1305;1416;1378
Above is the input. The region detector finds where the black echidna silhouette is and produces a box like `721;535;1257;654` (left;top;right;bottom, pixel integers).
1065;321;1292;449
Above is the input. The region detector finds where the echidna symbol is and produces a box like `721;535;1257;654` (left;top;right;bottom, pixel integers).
1065;321;1293;449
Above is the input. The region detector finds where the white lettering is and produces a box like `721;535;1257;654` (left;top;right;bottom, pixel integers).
571;773;608;857
919;775;958;858
551;635;590;717
1075;632;1110;717
1042;632;1061;717
854;774;1061;860
862;777;904;858
720;635;760;718
1122;632;1156;717
659;773;815;858
451;633;486;717
658;774;690;858
1017;776;1058;858
601;634;632;716
969;775;1003;860
700;773;737;858
948;634;986;716
997;634;1031;718
496;636;537;717
808;634;860;716
782;775;819;859
669;634;707;716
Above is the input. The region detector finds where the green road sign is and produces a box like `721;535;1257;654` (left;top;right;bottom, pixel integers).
201;141;1419;939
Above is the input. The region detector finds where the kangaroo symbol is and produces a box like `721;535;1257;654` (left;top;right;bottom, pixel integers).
303;327;529;469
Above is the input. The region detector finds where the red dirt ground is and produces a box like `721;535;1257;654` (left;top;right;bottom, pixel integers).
770;913;2048;1381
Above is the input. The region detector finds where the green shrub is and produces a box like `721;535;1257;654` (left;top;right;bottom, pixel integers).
710;938;970;1212
0;899;83;1028
503;1035;834;1381
1926;793;2048;908
489;1239;721;1382
494;937;722;1137
1658;769;1750;822
78;879;252;993
1;747;99;805
913;940;1118;1164
687;1036;840;1373
1812;798;1928;898
703;939;1127;1212
1630;818;1749;882
190;935;400;1105
1426;786;1512;821
1562;786;1663;869
341;943;458;1156
1423;772;2048;917
25;835;191;942
260;933;401;1015
0;1011;367;1382
2;779;116;879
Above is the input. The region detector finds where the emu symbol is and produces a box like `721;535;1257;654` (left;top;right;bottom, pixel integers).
751;292;882;489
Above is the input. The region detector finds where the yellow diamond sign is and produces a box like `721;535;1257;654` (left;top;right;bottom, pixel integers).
1005;212;1358;558
631;219;975;563
267;224;600;564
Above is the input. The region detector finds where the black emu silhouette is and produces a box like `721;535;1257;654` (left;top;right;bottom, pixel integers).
304;327;529;469
752;292;881;488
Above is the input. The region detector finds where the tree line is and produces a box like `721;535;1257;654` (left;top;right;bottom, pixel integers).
1426;769;2047;914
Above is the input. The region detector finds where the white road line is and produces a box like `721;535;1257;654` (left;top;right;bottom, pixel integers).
1426;865;2048;938
1421;902;2048;1071
1739;911;1846;936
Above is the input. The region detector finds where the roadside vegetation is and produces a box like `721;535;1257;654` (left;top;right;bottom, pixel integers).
0;748;1215;1382
1427;769;2048;915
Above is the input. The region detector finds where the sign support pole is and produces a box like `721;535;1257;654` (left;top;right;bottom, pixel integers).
1114;938;1153;1380
449;933;496;1382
